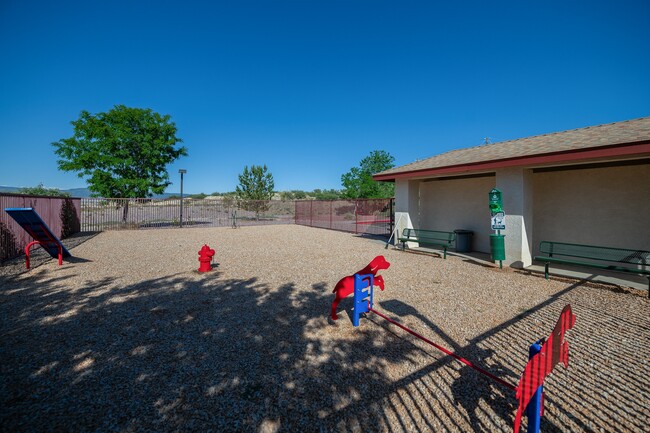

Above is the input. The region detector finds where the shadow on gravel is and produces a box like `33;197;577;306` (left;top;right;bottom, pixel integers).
0;231;100;276
361;279;650;433
1;267;648;432
0;270;440;432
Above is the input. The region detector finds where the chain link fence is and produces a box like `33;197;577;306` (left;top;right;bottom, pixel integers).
295;198;394;237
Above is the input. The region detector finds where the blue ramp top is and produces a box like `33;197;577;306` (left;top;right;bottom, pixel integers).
4;207;71;258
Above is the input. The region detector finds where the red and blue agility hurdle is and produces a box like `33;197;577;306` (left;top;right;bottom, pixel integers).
330;255;390;321
333;256;576;433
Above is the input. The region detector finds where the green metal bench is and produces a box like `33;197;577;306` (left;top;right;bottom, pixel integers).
398;228;456;259
534;241;650;297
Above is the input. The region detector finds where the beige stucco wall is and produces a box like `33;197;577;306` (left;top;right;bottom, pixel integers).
419;176;495;253
496;168;535;267
394;179;422;247
532;164;650;254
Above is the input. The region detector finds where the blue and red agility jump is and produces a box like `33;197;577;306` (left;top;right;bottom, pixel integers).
331;256;576;433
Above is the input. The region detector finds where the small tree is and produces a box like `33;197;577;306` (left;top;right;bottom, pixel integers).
53;105;187;222
341;150;395;198
235;165;275;218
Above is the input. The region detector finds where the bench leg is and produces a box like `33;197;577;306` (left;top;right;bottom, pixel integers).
647;277;650;299
544;263;549;280
443;247;447;259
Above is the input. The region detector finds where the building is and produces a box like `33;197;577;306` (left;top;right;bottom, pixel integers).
374;117;650;268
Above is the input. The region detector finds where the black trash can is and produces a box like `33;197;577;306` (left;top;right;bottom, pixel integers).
454;229;473;253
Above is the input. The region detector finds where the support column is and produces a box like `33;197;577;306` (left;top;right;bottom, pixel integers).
394;179;420;246
496;168;534;268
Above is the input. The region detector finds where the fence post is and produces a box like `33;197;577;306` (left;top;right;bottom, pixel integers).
389;198;394;237
330;201;332;229
355;201;358;234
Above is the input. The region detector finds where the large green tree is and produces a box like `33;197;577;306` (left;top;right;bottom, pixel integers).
53;105;187;221
235;165;275;218
341;150;395;198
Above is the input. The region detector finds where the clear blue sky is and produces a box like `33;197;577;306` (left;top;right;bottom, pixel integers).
1;0;649;194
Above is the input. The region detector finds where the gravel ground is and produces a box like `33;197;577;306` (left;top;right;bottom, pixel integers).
1;225;648;432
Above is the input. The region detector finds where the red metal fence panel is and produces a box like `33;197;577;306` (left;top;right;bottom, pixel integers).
1;194;81;262
295;198;394;236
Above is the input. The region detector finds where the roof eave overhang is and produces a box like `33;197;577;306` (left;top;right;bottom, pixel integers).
373;141;650;182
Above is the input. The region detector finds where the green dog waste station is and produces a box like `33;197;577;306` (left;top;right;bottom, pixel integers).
490;234;506;261
488;188;506;268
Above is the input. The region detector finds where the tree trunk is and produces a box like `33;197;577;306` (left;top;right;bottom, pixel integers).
122;200;129;223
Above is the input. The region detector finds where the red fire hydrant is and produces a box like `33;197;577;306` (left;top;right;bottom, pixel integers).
198;244;215;272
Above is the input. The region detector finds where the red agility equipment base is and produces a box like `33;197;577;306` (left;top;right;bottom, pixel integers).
338;261;576;433
369;307;517;391
371;305;575;433
25;240;63;269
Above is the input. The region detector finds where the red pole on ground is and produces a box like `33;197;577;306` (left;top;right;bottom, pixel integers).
369;307;517;392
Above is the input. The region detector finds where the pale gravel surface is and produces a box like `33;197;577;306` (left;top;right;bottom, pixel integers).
1;225;648;432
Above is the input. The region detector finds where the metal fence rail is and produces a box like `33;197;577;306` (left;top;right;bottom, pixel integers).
81;197;296;231
295;198;394;237
1;194;81;262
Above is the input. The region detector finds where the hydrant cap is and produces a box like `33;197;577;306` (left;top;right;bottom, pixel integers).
199;244;215;257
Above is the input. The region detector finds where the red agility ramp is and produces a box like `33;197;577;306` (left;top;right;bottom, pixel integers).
4;207;71;268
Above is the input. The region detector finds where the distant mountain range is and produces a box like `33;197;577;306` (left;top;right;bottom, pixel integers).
0;186;177;198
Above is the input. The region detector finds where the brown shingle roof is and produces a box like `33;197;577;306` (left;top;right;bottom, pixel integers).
375;116;650;178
